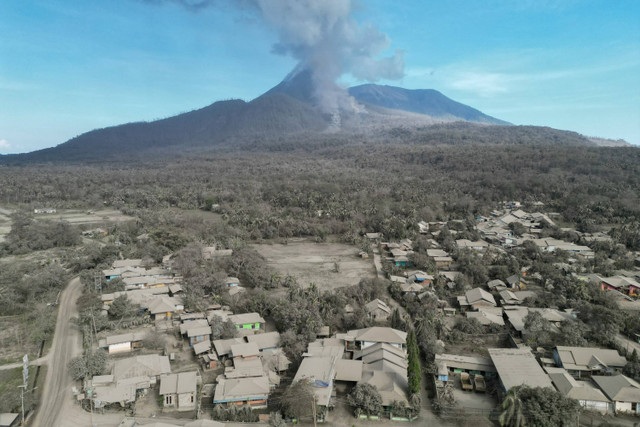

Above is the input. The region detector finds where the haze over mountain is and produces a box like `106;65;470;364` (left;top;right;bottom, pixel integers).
0;67;627;163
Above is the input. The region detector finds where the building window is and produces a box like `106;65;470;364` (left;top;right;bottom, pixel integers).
191;395;194;403
166;395;172;405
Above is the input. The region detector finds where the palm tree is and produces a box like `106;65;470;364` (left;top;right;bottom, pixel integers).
499;387;526;427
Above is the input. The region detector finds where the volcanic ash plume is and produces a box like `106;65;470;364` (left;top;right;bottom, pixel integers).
255;0;404;113
145;0;404;114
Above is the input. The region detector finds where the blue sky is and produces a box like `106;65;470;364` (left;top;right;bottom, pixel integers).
1;0;639;154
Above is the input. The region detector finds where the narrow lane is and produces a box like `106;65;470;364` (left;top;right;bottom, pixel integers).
32;277;84;427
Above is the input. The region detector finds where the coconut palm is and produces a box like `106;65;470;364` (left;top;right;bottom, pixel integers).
499;387;526;427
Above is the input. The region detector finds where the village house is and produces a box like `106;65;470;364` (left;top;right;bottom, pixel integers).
147;295;183;320
597;275;640;297
213;376;270;408
224;277;240;288
553;346;627;378
0;413;19;427
591;375;640;415
466;307;505;327
88;355;171;409
186;325;212;347
545;367;612;414
98;331;146;354
434;354;496;382
427;249;453;269
457;288;497;312
504;307;574;336
228;313;265;334
456;239;489;251
342;327;407;353
365;299;391;322
488;347;553;392
246;331;281;352
160;371;199;411
487;279;508;292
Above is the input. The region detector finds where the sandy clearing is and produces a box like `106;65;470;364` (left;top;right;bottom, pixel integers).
253;239;376;291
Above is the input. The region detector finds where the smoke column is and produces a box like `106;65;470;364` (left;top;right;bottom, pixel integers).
144;0;404;113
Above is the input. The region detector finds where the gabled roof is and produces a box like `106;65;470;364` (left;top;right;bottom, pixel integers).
228;312;265;325
487;279;507;290
466;309;505;326
159;371;198;395
465;288;496;306
192;340;212;355
346;327;407;345
213;376;270;403
231;342;260;359
360;368;408;407
365;299;391;314
112;355;171;381
102;331;146;346
555;346;627;371
488;347;553;391
401;282;424;293
592;375;640;402
0;413;19;426
213;338;245;357
180;319;210;335
187;326;212;338
246;331;280;351
225;357;264;379
148;296;181;314
334;359;363;382
545;368;610;403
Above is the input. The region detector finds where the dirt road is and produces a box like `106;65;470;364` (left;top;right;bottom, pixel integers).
32;277;84;427
616;333;640;356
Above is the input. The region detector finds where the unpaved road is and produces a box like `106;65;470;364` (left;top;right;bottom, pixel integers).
33;277;84;427
616;333;640;356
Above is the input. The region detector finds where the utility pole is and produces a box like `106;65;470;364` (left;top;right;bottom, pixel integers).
312;394;317;427
20;354;28;425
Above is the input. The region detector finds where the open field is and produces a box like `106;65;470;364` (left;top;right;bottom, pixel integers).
0;211;11;243
0;316;42;365
253;238;376;291
34;209;135;225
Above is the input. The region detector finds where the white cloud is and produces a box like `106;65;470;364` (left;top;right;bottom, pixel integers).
0;139;10;149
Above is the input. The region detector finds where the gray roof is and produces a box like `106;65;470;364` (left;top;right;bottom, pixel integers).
112;355;171;381
228;312;265;325
488;347;553;391
0;413;19;426
555;346;627;371
187;326;212;338
213;337;245;357
192;340;211;355
334;359;363;382
230;342;260;359
346;327;407;345
246;331;280;350
434;354;496;373
465;288;496;306
592;375;640;402
213;376;270;403
545;368;610;402
159;371;198;395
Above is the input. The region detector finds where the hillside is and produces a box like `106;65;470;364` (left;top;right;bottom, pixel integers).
0;67;610;163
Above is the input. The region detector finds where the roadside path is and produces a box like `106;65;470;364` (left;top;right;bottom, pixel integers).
32;277;84;427
0;355;48;371
616;333;640;356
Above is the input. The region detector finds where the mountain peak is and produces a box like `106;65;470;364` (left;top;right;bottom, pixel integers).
348;84;509;125
261;66;316;104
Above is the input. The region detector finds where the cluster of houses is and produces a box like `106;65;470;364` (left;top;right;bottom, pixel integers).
474;207;595;258
435;345;640;415
85;354;200;412
293;326;410;420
